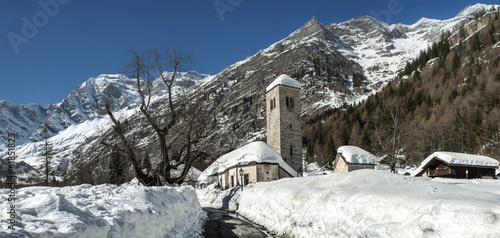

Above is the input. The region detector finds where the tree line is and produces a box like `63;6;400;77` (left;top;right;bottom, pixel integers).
303;10;500;167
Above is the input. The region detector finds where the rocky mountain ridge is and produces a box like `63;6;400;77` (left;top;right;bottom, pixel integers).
1;4;495;184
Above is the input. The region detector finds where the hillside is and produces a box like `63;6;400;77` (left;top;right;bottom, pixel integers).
303;7;500;166
1;4;497;185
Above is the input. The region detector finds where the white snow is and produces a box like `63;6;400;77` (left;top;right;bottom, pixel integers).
0;183;206;238
412;151;500;176
196;183;241;211
337;145;378;164
234;170;500;238
197;141;298;184
266;74;302;92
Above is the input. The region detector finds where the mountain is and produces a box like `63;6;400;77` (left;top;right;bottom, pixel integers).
1;4;496;185
303;6;500;166
0;72;209;184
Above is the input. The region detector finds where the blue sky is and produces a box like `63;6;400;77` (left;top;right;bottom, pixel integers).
0;0;496;106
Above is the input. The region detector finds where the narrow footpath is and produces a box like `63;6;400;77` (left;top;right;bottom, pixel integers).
203;208;273;238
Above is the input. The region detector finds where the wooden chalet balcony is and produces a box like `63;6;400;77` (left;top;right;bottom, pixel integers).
429;167;455;177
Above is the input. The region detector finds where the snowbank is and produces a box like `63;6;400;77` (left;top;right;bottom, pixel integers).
337;145;378;164
236;170;500;238
198;141;297;183
196;183;242;211
1;183;206;238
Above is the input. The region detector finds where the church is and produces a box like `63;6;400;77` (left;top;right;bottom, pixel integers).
198;74;303;188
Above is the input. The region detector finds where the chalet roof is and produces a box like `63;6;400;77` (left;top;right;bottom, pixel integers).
337;146;378;165
198;141;298;183
411;152;500;177
266;74;302;92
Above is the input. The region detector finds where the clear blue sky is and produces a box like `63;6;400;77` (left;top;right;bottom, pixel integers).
0;0;496;106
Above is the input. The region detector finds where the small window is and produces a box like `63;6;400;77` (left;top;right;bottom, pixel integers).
286;97;294;108
290;124;292;129
290;145;293;157
270;98;276;110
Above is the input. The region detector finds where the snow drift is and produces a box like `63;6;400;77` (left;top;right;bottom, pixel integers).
236;170;500;238
196;183;241;211
1;183;206;238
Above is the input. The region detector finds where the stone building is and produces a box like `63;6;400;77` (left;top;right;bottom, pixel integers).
333;146;378;172
266;74;303;174
198;74;303;189
197;141;297;189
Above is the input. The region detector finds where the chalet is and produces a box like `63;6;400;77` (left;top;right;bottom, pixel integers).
411;152;499;179
333;146;378;172
197;141;298;189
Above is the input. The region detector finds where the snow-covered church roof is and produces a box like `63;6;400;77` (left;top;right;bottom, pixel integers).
266;74;302;92
198;141;298;183
411;152;500;177
337;146;378;165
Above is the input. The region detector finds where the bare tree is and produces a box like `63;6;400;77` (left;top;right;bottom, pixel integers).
102;48;213;186
373;99;404;173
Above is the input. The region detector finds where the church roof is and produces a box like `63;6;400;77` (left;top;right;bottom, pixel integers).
198;141;298;183
266;74;302;92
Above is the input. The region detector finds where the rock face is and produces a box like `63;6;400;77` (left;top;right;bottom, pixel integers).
0;4;494;184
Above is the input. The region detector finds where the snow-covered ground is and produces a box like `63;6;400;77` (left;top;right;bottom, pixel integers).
1;182;206;238
199;170;500;238
196;183;242;211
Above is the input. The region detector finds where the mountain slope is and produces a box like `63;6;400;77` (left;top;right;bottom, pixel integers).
302;7;500;166
0;72;209;184
1;4;496;184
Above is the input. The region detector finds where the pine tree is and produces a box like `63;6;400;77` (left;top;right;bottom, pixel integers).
108;148;123;185
470;33;481;52
141;152;152;174
39;123;53;186
323;137;336;166
451;51;460;73
458;24;466;40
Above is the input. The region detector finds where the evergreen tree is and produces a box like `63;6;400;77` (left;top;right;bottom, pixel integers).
141;152;152;174
39;123;53;186
323;137;336;166
458;24;466;40
451;51;461;73
108;148;124;185
470;33;481;51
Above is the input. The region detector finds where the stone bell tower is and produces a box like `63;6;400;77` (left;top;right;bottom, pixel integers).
266;74;302;174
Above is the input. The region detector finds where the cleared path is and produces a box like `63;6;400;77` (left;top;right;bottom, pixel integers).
203;208;273;238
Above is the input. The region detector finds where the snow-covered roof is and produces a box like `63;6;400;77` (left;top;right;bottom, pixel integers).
337;146;378;165
266;74;302;92
412;152;500;176
198;141;298;183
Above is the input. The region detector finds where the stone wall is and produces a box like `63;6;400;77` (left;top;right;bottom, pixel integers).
266;85;302;173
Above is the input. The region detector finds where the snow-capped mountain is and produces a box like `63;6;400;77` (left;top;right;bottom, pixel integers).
328;3;496;102
1;4;495;184
0;72;209;183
